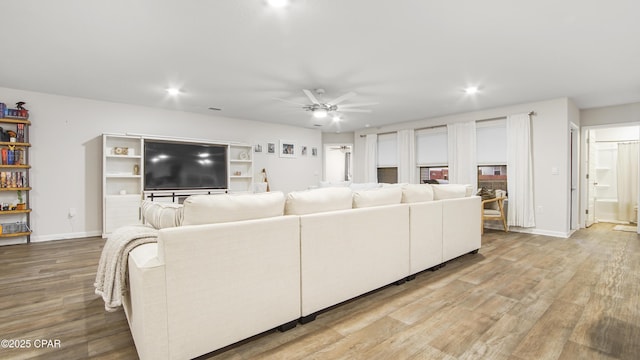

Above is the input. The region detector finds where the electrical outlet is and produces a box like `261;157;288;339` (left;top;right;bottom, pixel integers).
68;208;77;218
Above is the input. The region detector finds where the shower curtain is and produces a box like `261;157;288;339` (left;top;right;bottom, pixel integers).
617;141;639;222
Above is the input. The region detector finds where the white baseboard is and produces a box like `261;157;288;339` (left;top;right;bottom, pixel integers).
507;227;571;238
484;224;571;238
31;230;102;243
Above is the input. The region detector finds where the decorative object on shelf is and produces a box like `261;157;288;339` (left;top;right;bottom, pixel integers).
16;190;26;210
261;168;270;192
312;147;318;156
1;101;29;120
254;144;262;153
133;164;140;175
267;143;275;154
279;140;296;158
113;146;129;155
234;171;242;176
239;151;249;160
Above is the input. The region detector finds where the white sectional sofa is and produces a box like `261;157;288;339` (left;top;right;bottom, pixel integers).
122;184;480;360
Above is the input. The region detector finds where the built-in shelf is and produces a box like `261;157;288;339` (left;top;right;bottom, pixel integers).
0;231;32;238
595;184;610;188
106;155;142;159
595;167;611;170
230;175;252;179
105;174;142;178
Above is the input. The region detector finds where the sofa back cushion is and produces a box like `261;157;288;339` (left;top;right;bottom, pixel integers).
349;182;382;191
182;191;285;225
401;184;434;203
141;200;184;229
432;184;473;200
285;187;353;215
353;186;402;208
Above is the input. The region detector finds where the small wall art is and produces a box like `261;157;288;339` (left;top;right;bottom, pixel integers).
267;142;276;154
254;144;262;153
280;140;296;158
312;147;318;156
301;146;308;156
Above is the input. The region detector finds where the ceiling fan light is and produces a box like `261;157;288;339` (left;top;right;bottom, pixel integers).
332;115;341;122
313;109;328;118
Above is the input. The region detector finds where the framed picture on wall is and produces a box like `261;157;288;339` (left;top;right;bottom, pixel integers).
280;140;296;158
312;147;318;156
301;146;308;156
254;144;263;153
267;142;276;154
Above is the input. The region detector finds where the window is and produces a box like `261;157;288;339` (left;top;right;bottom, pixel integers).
377;133;398;183
478;165;507;191
377;167;398;184
476;120;507;191
416;127;448;183
419;166;448;183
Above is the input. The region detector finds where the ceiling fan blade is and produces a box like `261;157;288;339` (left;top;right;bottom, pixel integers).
273;97;307;106
338;102;379;108
339;108;372;113
303;89;321;104
327;91;356;106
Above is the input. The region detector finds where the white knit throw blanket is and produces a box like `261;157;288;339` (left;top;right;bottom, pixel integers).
94;225;159;312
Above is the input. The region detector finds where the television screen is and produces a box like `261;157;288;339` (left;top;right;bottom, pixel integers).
144;140;228;190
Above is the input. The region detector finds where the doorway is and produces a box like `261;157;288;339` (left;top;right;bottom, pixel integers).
583;125;640;230
324;144;353;183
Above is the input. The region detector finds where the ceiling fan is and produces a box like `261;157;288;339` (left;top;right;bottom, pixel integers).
276;88;377;120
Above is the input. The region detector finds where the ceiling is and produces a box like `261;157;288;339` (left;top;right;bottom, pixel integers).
1;1;639;133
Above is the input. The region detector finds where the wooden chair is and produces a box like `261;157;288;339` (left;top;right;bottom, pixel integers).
481;189;508;234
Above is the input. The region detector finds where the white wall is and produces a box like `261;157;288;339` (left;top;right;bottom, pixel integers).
580;102;640;127
354;97;574;237
0;87;322;242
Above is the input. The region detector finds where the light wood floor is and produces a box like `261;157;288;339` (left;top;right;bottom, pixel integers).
0;223;638;359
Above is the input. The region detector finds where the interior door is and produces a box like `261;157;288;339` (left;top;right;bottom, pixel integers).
570;126;579;230
586;129;597;227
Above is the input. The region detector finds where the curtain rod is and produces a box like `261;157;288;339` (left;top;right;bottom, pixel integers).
359;111;536;137
476;111;536;123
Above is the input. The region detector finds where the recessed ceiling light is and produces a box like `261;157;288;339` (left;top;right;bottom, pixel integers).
166;88;181;96
464;86;479;95
266;0;288;7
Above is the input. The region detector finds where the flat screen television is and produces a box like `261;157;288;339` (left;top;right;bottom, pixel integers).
144;140;228;191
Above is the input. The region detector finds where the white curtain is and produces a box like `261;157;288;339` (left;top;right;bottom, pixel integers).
506;113;535;227
397;129;416;183
447;121;477;188
617;141;639;222
364;134;378;183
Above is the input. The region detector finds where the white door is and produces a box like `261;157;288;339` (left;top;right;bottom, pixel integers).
586;130;597;227
570;126;579;230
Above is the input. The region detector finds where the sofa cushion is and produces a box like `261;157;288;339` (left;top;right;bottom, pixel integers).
285;187;353;215
353;186;403;208
432;184;473;200
319;180;351;188
401;184;434;203
349;182;382;191
141;200;184;229
182;191;285;225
